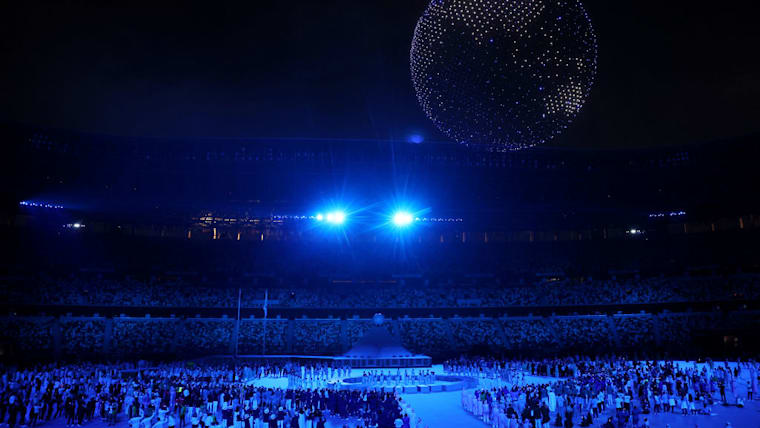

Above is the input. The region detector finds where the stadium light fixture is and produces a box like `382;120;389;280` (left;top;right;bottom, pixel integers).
325;210;346;225
392;211;414;227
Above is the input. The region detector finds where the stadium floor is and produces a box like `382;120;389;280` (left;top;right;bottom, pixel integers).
189;364;760;428
14;365;759;428
399;365;760;428
398;364;759;428
17;396;759;428
403;387;760;428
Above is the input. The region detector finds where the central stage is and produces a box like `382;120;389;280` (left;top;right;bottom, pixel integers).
201;353;431;367
338;374;477;392
338;324;432;368
205;315;432;368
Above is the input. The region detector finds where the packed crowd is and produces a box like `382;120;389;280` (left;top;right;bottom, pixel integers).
444;357;581;388
4;273;759;309
3;356;754;428
0;318;54;353
2;311;755;360
291;322;342;356
0;362;415;428
460;356;760;428
238;321;288;355
397;320;451;360
0;318;291;359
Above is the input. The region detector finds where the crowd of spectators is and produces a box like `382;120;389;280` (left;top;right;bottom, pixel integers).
237;320;288;355
2;310;755;360
552;317;612;354
461;356;760;428
0;317;54;352
657;312;721;349
181;320;235;354
398;319;453;360
450;320;510;354
500;319;558;353
613;316;657;350
3;273;759;309
291;321;342;356
112;319;180;357
2;356;754;428
0;361;413;428
60;318;106;355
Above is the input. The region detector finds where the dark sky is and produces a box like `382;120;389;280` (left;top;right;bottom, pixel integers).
1;0;758;149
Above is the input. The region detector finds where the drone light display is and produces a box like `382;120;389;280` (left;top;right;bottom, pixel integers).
411;0;598;150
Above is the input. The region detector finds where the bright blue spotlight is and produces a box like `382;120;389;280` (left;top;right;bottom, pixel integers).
392;211;414;227
315;213;324;221
325;210;346;225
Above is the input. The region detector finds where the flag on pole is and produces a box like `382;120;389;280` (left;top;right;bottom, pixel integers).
263;289;268;318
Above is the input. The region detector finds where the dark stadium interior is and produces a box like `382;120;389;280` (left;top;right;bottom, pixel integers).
1;1;760;428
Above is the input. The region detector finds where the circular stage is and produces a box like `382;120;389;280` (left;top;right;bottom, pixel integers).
338;375;477;392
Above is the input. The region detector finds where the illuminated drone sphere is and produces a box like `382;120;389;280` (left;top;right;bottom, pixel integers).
411;0;597;150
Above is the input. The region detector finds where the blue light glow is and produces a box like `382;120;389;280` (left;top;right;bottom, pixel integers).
325;210;346;225
408;134;424;144
392;211;414;227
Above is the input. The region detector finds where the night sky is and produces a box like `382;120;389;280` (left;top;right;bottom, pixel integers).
1;0;757;149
